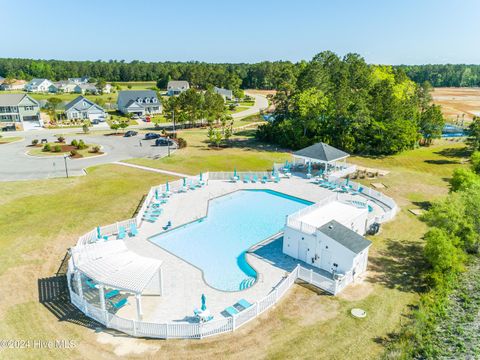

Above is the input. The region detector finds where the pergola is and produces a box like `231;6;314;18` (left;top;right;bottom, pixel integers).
292;142;350;174
71;240;163;321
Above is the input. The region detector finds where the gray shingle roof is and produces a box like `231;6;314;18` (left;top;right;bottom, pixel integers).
28;78;49;86
0;93;33;106
117;90;159;109
167;80;189;90
293;142;349;162
319;220;371;254
64;96;103;112
214;86;233;97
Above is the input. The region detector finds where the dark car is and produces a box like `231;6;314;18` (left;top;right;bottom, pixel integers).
155;137;174;146
124;130;138;137
144;132;161;140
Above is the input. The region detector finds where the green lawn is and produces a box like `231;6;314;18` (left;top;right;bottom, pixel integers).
27;142;101;158
124;126;290;174
227;106;249;114
0;136;23;144
0;135;470;359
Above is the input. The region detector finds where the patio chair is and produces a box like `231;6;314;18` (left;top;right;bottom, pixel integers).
85;278;97;289
243;175;250;183
129;223;139;237
261;175;268;183
252;175;258;183
163;221;172;230
117;226;126;240
143;214;158;223
105;289;120;299
274;175;280;183
108;298;128;310
237;298;253;310
224;306;239;316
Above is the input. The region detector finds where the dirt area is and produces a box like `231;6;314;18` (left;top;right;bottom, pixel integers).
432;87;480;123
244;89;277;96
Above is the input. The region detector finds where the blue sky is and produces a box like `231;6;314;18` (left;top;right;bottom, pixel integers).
2;0;480;64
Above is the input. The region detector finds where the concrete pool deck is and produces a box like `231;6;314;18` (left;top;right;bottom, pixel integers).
86;177;386;324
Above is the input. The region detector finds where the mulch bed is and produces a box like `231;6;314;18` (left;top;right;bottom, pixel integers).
104;133;124;136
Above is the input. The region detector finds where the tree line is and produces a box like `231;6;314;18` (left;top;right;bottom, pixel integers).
399;64;480;87
0;58;298;90
256;51;444;155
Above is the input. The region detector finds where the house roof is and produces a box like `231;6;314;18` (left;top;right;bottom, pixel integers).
64;96;104;112
0;93;38;106
28;78;50;86
318;220;371;254
293;142;349;162
214;86;233;96
117;90;160;109
77;83;98;91
167;80;189;89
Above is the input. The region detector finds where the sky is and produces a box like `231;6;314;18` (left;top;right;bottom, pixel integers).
1;0;480;65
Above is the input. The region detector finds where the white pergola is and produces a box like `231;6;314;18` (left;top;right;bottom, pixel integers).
71;240;163;321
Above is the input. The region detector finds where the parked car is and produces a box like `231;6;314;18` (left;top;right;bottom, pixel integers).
124;130;138;137
155;137;174;146
144;132;161;140
132;115;140;120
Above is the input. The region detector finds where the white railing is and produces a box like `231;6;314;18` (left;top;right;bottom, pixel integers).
67;263;339;339
327;164;357;181
208;171;271;181
286;193;337;234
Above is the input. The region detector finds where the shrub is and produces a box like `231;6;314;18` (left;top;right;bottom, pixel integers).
57;136;65;143
82;124;90;134
31;139;39;146
177;137;187;149
77;140;87;150
70;149;78;157
91;146;100;153
229;104;236;111
70;139;78;147
53;144;62;152
42;143;51;152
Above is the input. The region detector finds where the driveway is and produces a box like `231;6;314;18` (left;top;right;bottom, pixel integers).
0;130;171;181
231;93;268;119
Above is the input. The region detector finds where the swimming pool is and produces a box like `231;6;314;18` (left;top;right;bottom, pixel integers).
149;190;312;291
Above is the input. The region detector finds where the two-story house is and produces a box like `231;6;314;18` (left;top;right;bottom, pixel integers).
117;90;162;116
0;94;42;131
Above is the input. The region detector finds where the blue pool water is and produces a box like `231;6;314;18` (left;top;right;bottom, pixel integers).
149;190;312;291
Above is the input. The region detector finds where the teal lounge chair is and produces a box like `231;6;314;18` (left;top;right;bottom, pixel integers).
237;299;252;309
85;278;97;289
143;214;158;223
129;223;138;237
243;175;249;183
224;306;239;316
252;175;258;183
274;175;280;183
105;289;120;299
109;298;127;310
117;226;126;240
261;175;268;183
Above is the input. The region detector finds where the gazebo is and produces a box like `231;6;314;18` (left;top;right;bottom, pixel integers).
292;142;350;176
70;240;163;321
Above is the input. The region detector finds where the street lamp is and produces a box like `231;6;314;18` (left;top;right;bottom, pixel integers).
63;153;69;178
167;136;171;157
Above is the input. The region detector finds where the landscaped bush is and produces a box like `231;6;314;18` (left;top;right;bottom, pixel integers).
70;149;78;157
53;145;62;152
57;136;65;143
31;139;39;146
177;137;187;149
42;143;51;152
91;146;100;153
70;139;78;147
77;140;87;150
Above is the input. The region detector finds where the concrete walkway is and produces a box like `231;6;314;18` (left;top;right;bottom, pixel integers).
113;161;189;178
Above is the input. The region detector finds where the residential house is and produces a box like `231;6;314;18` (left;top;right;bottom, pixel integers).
25;78;54;93
68;77;89;84
214;86;233;100
167;80;189;96
0;76;4;86
117;90;162;116
0;93;42;131
0;79;27;91
102;83;113;94
74;83;98;94
64;96;106;121
51;80;78;93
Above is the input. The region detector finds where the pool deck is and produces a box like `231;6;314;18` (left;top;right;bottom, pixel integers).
92;177;384;323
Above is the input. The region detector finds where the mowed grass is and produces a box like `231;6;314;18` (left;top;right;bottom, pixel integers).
0;136;23;144
124;127;289;175
0;137;469;359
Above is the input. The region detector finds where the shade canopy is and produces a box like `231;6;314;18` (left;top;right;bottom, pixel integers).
72;240;162;294
293;142;349;163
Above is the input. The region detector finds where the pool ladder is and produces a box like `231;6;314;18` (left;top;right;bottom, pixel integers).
239;277;256;290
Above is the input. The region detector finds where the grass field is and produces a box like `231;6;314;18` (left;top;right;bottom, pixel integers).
0;136;23;144
0;134;469;359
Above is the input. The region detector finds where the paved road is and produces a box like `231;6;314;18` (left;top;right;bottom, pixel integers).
0;94;267;181
0;130;170;181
